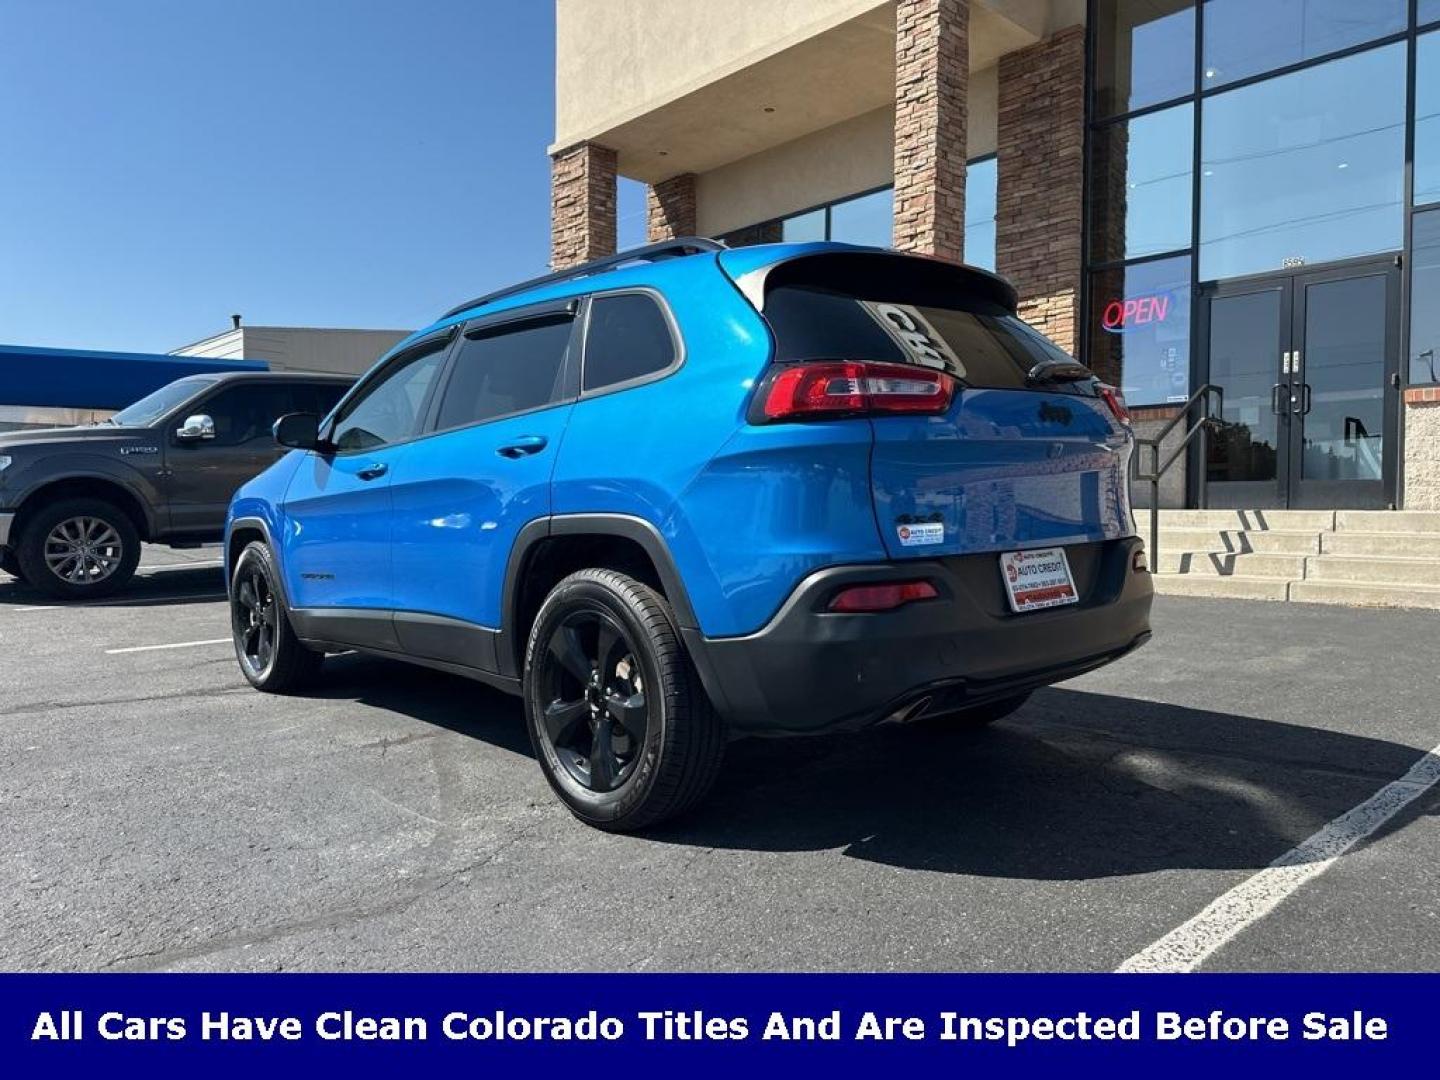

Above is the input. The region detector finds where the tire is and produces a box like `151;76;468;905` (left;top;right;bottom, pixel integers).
0;550;26;584
16;497;140;600
230;541;322;693
523;568;726;832
916;691;1032;731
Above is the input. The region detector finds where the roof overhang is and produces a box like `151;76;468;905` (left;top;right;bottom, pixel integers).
554;1;1052;184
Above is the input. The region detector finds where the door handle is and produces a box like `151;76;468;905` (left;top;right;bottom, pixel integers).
496;435;548;459
1295;383;1313;416
1270;383;1286;415
356;462;388;481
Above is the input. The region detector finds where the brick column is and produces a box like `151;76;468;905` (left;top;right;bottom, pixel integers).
550;141;617;269
892;0;968;261
645;173;697;242
996;25;1086;355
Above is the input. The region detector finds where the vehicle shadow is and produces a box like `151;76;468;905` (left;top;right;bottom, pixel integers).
0;567;225;608
297;655;1435;881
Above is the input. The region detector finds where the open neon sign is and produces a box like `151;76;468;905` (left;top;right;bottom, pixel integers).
1100;290;1174;334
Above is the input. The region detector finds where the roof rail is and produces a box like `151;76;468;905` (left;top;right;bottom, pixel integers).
441;236;727;319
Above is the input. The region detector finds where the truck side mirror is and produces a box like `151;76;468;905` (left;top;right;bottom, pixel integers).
176;414;215;441
273;412;321;450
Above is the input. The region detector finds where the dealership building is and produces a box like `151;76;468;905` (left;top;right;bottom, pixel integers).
549;0;1440;514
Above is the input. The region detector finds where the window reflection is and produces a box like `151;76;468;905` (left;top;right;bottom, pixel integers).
1409;210;1440;386
781;207;826;243
1206;288;1282;487
829;187;893;247
1199;44;1405;280
964;157;997;270
1089;103;1194;263
1087;254;1192;407
1416;32;1440;207
1203;0;1406;89
1092;0;1195;118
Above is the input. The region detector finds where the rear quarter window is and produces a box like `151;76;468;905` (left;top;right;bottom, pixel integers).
582;293;677;392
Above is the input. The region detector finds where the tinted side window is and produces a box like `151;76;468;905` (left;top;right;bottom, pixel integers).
434;317;575;430
194;384;300;447
582;293;676;392
331;341;450;452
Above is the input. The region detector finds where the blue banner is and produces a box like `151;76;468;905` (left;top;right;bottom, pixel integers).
1;974;1433;1076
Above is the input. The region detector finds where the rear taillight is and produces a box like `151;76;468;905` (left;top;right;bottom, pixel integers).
827;580;939;613
754;361;955;422
1098;383;1131;425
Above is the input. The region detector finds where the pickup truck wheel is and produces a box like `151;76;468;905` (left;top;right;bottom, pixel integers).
524;569;726;832
230;541;322;693
916;691;1032;731
16;498;140;600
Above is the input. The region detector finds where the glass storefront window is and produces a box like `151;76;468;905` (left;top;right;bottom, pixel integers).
829;187;892;247
964;156;996;270
780;207;826;243
1425;0;1440;28
1088;103;1194;263
1416;32;1440;207
1198;43;1405;281
1409;209;1440;386
1092;0;1195;118
1203;0;1406;89
1087;254;1192;407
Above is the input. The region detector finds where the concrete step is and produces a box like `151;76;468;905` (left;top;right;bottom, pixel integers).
1321;531;1440;558
1134;509;1336;532
1151;527;1321;555
1335;510;1440;533
1150;573;1291;601
1304;554;1440;585
1154;551;1306;578
1289;579;1440;610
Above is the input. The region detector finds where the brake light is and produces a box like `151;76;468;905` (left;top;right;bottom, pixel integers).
827;580;939;613
1098;383;1131;425
756;361;954;422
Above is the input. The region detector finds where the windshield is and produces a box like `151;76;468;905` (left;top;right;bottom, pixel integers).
108;376;219;427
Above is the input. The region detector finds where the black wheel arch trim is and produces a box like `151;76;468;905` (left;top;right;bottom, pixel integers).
497;513;703;677
226;516;292;610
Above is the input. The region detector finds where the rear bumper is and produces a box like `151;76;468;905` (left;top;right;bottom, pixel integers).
685;537;1153;735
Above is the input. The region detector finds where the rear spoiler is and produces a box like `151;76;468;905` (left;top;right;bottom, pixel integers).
717;245;1019;315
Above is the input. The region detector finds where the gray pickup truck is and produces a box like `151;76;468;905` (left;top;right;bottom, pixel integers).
0;371;351;599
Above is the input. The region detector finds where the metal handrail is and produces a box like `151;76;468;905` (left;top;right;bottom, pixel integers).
1132;383;1225;568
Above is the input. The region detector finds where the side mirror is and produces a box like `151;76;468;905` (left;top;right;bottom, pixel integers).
176;413;215;441
273;412;321;450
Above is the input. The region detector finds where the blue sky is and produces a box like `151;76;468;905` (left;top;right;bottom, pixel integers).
0;0;646;353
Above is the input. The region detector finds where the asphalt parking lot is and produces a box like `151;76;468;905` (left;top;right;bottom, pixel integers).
1;550;1437;972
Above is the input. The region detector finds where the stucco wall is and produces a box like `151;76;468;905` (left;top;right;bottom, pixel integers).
555;0;890;150
1403;394;1440;510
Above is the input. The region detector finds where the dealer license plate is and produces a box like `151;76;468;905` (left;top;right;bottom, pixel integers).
999;547;1079;613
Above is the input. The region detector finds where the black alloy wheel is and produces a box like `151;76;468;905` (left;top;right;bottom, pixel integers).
536;607;650;793
229;541;322;693
232;562;279;681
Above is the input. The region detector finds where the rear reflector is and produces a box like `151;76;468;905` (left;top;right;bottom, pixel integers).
756;361;954;422
1098;383;1131;425
827;580;939;613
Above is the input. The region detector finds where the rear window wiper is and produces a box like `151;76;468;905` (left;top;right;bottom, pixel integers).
1025;359;1092;386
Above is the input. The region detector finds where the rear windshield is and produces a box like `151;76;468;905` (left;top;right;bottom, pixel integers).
759;252;1090;392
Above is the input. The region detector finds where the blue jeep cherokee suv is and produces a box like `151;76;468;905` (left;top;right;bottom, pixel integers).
225;238;1152;830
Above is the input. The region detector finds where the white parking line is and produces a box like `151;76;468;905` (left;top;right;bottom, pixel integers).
1118;741;1440;973
11;592;227;612
105;638;231;655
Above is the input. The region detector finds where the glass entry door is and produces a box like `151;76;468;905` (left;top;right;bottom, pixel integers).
1202;261;1399;509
